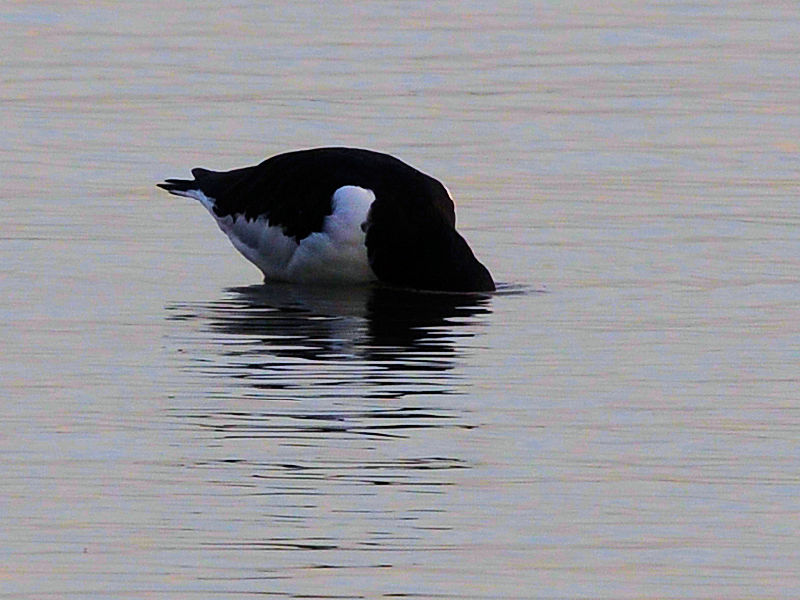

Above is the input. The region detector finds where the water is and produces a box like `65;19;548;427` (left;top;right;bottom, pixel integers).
2;1;799;598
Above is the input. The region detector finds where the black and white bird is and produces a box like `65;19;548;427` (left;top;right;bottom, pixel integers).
157;147;495;292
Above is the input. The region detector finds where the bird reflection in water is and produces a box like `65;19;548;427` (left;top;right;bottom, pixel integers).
166;283;493;440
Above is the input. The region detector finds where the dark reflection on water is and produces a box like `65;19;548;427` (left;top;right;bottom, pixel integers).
179;283;490;359
161;287;488;591
168;283;492;364
165;283;493;440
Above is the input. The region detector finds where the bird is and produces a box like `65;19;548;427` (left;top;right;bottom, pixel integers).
157;147;495;292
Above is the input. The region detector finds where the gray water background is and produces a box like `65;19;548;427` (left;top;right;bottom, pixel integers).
1;2;799;598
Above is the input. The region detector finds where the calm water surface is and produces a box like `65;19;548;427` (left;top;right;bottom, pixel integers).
2;2;799;598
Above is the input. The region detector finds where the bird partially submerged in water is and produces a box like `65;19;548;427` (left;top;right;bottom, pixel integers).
158;147;495;292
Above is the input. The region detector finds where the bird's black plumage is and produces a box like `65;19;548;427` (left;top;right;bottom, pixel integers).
158;147;455;241
158;147;494;292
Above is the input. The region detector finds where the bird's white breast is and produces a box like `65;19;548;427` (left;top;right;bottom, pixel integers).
194;185;377;283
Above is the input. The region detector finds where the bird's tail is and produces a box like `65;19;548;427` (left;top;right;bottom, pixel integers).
156;168;216;195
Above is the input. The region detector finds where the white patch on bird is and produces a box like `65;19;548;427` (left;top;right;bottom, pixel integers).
188;185;377;283
169;188;217;213
287;185;377;283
